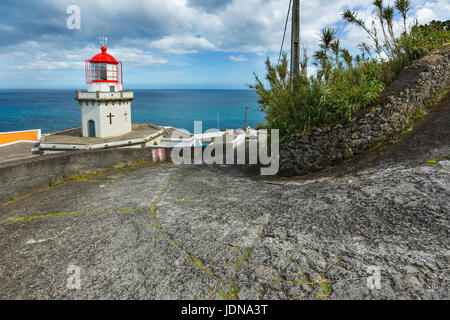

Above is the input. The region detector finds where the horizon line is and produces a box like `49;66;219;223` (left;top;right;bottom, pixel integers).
0;88;256;91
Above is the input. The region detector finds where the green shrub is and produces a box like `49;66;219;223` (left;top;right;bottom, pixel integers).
252;9;449;139
400;20;450;61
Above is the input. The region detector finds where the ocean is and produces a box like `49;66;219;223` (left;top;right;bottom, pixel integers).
0;89;265;134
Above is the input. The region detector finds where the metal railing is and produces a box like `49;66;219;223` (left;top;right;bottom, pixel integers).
75;90;134;100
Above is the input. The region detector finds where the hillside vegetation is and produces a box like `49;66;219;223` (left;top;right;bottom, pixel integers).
251;0;450;138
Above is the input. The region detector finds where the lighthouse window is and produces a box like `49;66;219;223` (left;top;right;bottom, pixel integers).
99;64;107;80
90;63;119;82
107;65;118;81
93;63;107;81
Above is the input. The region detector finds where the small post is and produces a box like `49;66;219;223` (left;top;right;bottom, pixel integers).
244;104;248;130
217;112;220;132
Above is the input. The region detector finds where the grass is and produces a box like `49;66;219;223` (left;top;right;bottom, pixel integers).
315;274;332;299
292;278;308;286
234;247;253;272
187;255;214;276
117;208;145;213
5;211;88;222
319;281;332;295
3;207;149;223
424;155;449;166
427;89;447;108
3;197;16;204
219;286;240;300
176;198;192;206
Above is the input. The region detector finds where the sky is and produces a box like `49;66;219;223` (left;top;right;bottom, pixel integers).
0;0;448;89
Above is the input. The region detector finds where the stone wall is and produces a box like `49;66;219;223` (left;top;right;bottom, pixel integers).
279;44;450;176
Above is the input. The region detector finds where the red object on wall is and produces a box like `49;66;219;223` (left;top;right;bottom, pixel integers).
85;46;123;85
152;148;166;162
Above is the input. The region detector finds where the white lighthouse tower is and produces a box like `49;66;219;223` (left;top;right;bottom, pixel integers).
75;44;134;138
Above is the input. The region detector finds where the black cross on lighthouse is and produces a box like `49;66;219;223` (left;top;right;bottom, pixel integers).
107;113;115;124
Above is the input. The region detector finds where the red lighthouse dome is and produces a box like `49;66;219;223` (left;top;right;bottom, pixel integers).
85;46;123;90
89;46;119;64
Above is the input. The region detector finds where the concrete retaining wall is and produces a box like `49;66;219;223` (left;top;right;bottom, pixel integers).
0;147;171;202
279;44;450;176
0;141;265;202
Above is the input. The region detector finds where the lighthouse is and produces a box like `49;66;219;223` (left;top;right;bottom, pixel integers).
75;45;134;138
39;38;164;154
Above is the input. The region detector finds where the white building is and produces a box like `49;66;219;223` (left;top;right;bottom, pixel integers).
75;46;133;138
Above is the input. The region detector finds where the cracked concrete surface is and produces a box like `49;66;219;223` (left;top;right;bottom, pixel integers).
0;159;448;300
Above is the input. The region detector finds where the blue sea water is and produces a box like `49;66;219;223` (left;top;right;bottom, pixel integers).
0;89;265;134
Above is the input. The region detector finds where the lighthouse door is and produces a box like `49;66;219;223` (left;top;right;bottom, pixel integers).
88;120;96;137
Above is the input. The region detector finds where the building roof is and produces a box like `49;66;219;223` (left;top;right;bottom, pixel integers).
88;46;119;64
40;124;163;150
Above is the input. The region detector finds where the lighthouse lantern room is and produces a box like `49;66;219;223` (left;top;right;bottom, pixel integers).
76;45;134;138
85;46;123;92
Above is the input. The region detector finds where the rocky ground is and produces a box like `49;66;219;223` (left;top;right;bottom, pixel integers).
0;100;448;300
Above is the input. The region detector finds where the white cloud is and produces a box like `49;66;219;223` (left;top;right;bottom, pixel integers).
110;47;168;66
229;55;247;62
147;35;216;54
0;41;167;71
0;24;15;32
1;0;448;85
23;0;449;58
40;0;370;54
416;8;437;22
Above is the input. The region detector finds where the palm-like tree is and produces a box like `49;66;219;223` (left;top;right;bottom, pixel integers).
342;9;357;24
314;27;338;81
300;48;308;77
340;48;353;69
383;6;395;40
313;49;331;82
395;0;411;33
319;26;337;57
331;39;341;67
342;9;389;57
373;0;393;50
382;6;402;54
371;20;384;56
358;42;372;59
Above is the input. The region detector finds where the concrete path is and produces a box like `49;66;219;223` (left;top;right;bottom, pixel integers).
0;158;448;299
